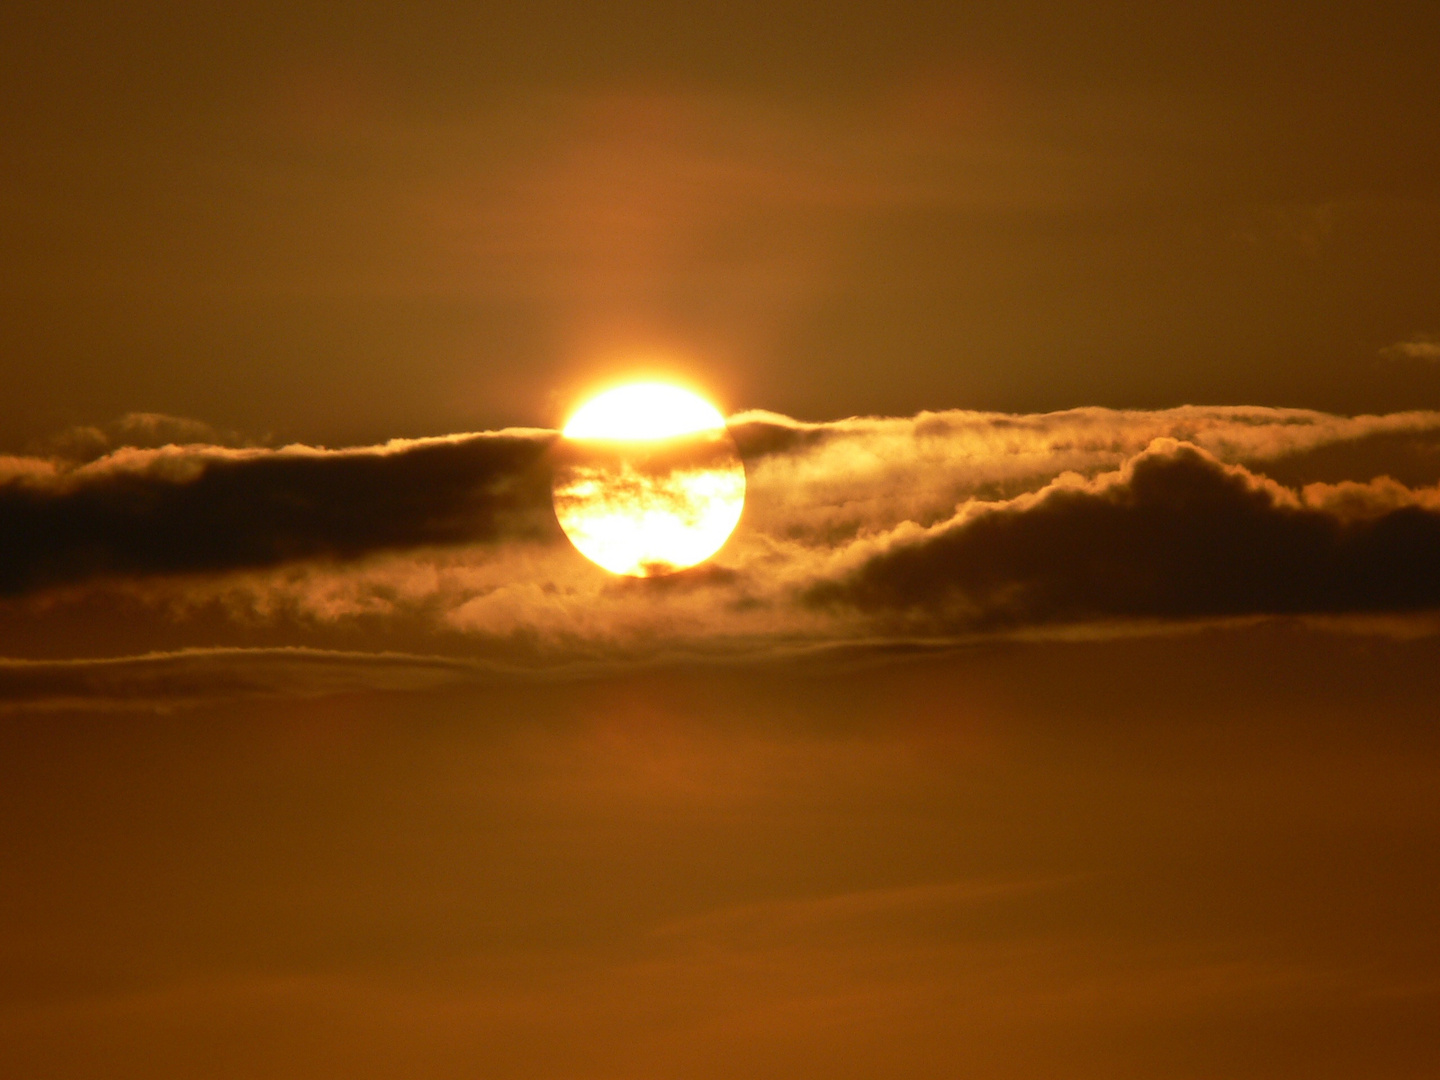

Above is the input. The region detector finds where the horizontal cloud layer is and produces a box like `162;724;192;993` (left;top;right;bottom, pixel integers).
5;406;1440;657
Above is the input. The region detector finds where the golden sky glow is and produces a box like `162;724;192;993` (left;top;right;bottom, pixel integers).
5;5;1440;1076
554;384;744;576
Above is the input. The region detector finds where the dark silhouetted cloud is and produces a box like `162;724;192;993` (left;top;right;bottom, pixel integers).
807;440;1440;631
0;430;559;596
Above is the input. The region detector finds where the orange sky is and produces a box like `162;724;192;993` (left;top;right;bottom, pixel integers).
3;1;1439;443
1;3;1439;1077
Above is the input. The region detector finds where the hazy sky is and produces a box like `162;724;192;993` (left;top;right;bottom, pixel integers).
3;1;1439;443
2;3;1439;1078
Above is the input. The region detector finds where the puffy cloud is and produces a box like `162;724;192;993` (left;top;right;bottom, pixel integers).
806;439;1440;632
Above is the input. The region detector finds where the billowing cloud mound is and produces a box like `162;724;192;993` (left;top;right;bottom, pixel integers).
808;440;1440;630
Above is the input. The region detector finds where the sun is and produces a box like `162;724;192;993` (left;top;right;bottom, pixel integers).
552;382;746;577
562;382;729;440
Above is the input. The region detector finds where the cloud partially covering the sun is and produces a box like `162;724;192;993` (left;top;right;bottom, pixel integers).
5;405;1440;691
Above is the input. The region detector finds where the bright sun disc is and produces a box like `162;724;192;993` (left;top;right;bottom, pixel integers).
553;383;745;577
562;382;728;440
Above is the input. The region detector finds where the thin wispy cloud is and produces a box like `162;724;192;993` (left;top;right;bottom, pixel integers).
1380;334;1440;362
0;647;500;711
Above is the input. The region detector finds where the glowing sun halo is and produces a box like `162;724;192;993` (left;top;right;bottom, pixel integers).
552;383;746;577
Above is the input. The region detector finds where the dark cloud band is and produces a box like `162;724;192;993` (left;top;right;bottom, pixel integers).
807;441;1440;630
7;410;1440;644
0;431;558;596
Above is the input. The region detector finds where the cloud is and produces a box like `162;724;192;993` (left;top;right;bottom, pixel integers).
806;439;1440;631
6;406;1440;655
0;429;558;596
1380;334;1440;362
733;405;1440;544
35;412;248;463
0;647;505;711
